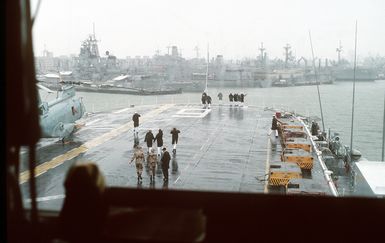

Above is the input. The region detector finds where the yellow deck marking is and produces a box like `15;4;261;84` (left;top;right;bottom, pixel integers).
264;137;272;193
19;104;174;184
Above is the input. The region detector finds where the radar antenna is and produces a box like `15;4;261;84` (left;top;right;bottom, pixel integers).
283;44;292;68
336;41;343;64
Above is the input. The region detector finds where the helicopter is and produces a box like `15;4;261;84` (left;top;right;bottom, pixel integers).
37;83;85;141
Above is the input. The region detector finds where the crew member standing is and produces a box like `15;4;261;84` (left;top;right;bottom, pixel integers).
311;121;320;136
240;93;246;106
218;92;223;103
229;93;234;104
161;147;171;181
144;130;155;154
148;148;157;183
201;92;207;108
233;93;238;106
270;115;279;138
154;129;164;156
130;145;145;182
207;95;212;109
170;127;180;154
132;112;141;146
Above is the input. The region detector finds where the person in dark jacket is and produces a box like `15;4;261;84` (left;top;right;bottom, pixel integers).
154;129;163;156
233;93;238;105
161;147;171;181
132;112;141;145
311;121;320;136
144;130;154;153
269;116;279;138
207;95;212;109
240;93;246;105
229;93;234;104
132;112;140;128
170;127;180;154
201;92;207;108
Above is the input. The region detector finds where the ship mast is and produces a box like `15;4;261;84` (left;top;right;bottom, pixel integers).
194;45;200;59
259;42;266;67
90;23;100;58
308;31;326;131
204;43;209;93
336;41;342;64
284;44;291;68
349;21;358;156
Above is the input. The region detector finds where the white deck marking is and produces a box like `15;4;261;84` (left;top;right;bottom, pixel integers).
113;107;131;114
172;108;211;118
19;104;175;184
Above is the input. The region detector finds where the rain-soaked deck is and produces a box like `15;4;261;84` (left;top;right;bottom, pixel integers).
20;104;332;210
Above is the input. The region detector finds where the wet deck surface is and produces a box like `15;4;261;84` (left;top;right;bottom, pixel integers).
20;104;331;210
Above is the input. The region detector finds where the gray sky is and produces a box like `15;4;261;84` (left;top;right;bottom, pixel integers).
31;0;385;60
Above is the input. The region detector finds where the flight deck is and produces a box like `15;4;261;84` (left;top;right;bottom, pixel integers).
20;104;333;210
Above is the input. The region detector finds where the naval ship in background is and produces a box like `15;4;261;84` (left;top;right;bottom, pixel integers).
35;31;383;94
36;28;183;95
331;42;378;81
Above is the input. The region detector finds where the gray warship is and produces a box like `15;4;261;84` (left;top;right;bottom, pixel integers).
331;42;377;81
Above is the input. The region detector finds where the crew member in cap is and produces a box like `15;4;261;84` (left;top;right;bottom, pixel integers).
161;147;171;181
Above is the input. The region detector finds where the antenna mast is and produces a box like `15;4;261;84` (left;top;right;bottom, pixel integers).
93;22;95;38
284;44;291;68
349;21;358;155
259;42;266;67
194;45;200;58
336;41;342;64
308;31;325;131
205;43;209;93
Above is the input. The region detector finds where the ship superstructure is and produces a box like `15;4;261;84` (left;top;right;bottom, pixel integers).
73;25;122;82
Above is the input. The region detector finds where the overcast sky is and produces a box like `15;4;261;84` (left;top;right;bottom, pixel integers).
31;0;385;60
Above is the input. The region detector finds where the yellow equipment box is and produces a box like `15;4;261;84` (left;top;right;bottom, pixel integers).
282;124;304;130
268;162;302;187
284;137;312;152
281;148;314;170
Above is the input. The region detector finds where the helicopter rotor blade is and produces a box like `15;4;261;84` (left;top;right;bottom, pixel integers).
36;83;54;93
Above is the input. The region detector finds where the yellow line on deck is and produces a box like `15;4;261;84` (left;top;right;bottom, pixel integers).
19;104;174;184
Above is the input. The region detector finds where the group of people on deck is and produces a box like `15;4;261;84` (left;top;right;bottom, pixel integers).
201;91;247;108
131;111;180;183
229;93;246;106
